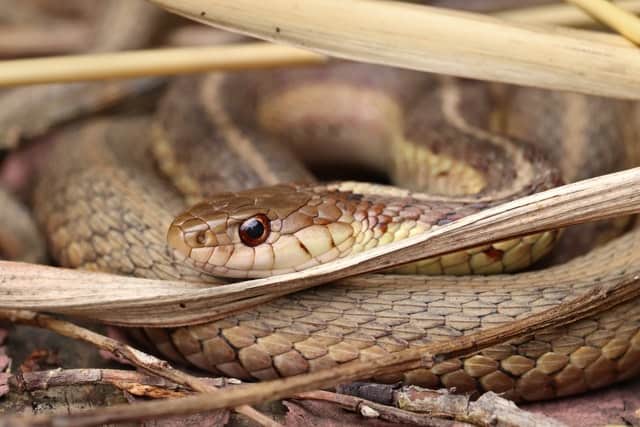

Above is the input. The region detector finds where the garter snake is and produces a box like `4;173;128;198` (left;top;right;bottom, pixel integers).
34;61;640;402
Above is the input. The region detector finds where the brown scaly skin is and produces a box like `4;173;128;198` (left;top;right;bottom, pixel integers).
34;62;640;402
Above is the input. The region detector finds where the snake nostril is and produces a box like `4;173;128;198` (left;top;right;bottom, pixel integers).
167;224;191;256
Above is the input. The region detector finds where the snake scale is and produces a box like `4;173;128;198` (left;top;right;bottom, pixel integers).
34;61;640;402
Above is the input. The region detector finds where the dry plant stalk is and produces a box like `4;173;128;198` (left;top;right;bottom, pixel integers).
2;1;639;87
4;368;226;398
566;0;640;44
495;0;640;27
0;166;639;326
0;43;325;87
392;388;566;427
149;0;640;99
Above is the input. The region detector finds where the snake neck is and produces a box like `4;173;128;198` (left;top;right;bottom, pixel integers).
389;77;562;201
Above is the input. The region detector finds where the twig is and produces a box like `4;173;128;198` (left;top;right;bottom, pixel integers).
148;0;640;99
0;43;325;87
565;0;640;44
0;310;279;427
394;387;566;427
0;311;206;392
4;368;227;398
296;387;567;427
293;390;470;427
4;274;639;427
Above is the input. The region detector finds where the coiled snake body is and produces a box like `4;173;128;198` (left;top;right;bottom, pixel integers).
35;62;640;402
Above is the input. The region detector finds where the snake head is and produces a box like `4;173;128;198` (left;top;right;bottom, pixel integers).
168;184;349;278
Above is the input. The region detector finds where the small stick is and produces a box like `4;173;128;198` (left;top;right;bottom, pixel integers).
296;388;566;427
294;390;470;427
0;310;280;427
394;388;567;427
4;368;227;398
0;43;326;87
565;0;640;44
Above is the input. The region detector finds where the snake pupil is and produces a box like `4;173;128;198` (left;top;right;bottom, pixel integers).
239;214;270;246
244;220;263;238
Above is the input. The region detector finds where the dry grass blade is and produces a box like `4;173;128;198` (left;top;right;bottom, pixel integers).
566;0;640;44
496;0;640;27
148;0;640;99
1;2;638;87
0;43;325;87
0;167;639;326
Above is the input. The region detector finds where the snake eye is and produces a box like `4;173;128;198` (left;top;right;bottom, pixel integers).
239;214;270;247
